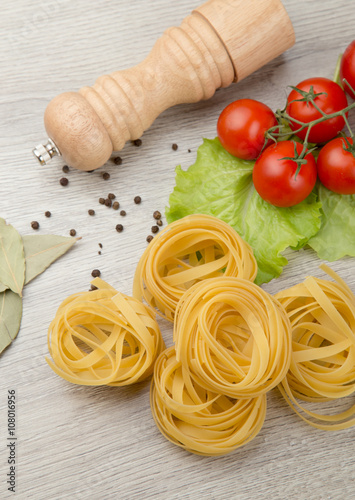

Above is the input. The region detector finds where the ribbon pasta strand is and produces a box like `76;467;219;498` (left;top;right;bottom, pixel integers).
276;264;355;430
46;278;165;386
151;346;267;456
174;277;292;398
133;214;257;322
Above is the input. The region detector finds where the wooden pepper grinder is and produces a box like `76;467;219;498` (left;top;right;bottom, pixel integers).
33;0;295;171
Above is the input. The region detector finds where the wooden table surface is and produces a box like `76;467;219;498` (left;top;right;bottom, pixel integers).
1;1;355;499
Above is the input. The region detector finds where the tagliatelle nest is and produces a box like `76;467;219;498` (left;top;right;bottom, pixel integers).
174;276;292;398
133;214;257;322
46;278;165;386
150;346;266;456
276;264;355;430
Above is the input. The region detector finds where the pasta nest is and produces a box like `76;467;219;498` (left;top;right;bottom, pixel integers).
133;214;257;322
276;264;355;430
150;346;267;456
46;278;165;386
174;276;292;398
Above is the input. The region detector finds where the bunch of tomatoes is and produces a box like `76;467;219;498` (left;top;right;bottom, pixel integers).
217;40;355;207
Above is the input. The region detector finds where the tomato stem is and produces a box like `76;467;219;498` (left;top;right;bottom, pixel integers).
333;54;343;86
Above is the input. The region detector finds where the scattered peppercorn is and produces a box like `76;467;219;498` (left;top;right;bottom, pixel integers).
98;251;101;255
172;143;178;151
157;219;163;227
31;221;39;230
116;224;123;233
153;210;162;220
188;149;191;153
151;225;159;234
91;269;101;278
146;235;153;243
113;156;122;165
99;197;105;205
98;243;103;248
102;172;110;180
134;196;142;204
120;210;126;216
69;229;76;237
112;201;120;210
60;177;69;186
62;165;69;173
90;284;98;291
108;193;116;200
88;209;95;216
132;139;142;147
105;198;112;207
44;211;51;218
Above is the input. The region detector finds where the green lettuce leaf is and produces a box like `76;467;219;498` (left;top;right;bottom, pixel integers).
166;138;322;284
308;184;355;260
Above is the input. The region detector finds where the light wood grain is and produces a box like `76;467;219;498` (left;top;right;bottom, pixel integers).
41;0;294;171
0;1;355;499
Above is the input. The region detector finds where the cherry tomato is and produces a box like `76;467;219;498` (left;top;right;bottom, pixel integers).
217;99;278;160
286;77;348;143
252;141;317;207
340;40;355;100
317;137;355;195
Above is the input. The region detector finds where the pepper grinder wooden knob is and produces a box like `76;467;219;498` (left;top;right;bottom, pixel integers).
33;0;295;171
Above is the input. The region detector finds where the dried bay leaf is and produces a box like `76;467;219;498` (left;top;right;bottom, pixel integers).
0;219;25;296
0;290;23;354
22;234;79;284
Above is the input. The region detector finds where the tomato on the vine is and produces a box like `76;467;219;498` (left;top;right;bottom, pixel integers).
286;77;348;143
317;137;355;195
252;141;317;207
217;99;278;160
340;40;355;100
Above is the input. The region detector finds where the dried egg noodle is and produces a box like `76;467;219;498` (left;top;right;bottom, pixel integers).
174;277;292;398
150;346;266;456
133;214;257;322
276;264;355;430
46;278;165;386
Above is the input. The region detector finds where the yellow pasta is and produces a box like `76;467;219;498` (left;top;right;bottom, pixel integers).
46;278;165;386
276;264;355;430
133;214;257;322
174;276;292;398
151;346;266;456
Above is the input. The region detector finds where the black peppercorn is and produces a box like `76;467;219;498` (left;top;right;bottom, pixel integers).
172;143;178;151
69;229;76;237
105;198;112;207
157;219;163;227
102;172;110;180
31;221;39;230
134;196;141;204
151;225;159;234
62;165;69;173
88;209;95;216
120;210;126;216
146;235;153;243
60;177;69;186
108;193;116;200
91;269;101;278
44;211;51;218
99;197;105;205
116;224;123;233
112;201;120;210
113;156;122;165
132;139;142;147
153;211;161;220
